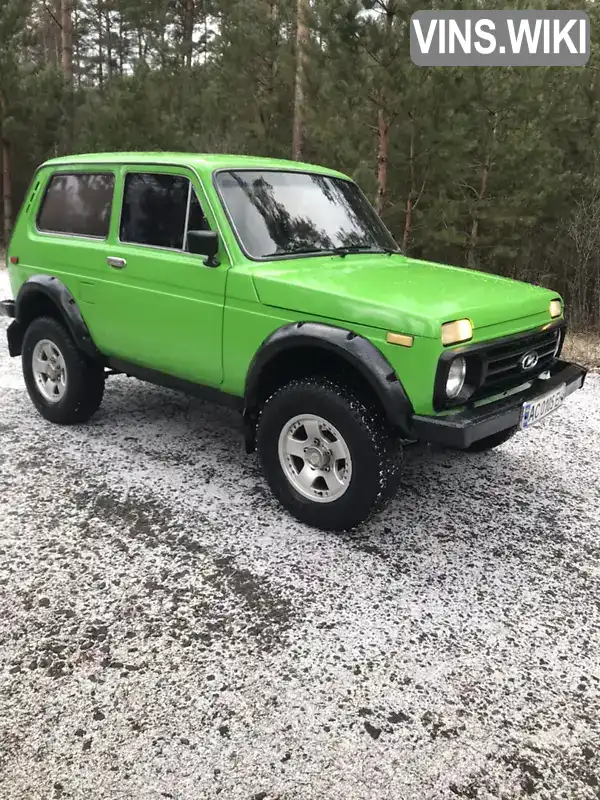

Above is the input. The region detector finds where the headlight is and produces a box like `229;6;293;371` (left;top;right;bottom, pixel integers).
441;318;473;346
549;299;562;318
446;356;466;399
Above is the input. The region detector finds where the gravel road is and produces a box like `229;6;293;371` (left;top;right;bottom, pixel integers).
1;268;599;799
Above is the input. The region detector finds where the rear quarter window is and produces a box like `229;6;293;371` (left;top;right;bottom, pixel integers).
37;172;115;238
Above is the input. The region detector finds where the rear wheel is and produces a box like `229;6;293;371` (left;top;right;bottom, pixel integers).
22;316;105;424
460;427;517;453
256;377;402;531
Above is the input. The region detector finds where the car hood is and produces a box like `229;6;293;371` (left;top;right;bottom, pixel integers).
251;254;557;339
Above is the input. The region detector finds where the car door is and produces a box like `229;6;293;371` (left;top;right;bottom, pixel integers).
89;165;227;387
26;167;118;316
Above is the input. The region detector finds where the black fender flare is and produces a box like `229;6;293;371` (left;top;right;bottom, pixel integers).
243;322;414;445
9;275;100;359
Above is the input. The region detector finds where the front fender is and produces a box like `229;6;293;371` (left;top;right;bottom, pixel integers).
244;321;413;430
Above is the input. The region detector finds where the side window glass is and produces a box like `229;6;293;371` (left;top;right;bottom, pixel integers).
120;173;189;249
38;173;114;237
185;189;211;249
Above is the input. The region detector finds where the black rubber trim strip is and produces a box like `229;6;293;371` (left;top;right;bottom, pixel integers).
107;357;243;410
0;300;15;318
244;321;413;429
10;275;100;359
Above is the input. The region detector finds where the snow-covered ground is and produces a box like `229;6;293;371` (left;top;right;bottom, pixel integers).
0;263;11;299
0;307;599;799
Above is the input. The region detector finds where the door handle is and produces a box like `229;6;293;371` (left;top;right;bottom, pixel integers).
107;256;127;269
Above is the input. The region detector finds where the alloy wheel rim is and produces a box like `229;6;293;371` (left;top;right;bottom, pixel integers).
32;339;67;403
277;413;352;503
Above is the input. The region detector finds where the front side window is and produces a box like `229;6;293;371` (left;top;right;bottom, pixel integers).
215;170;398;259
120;172;209;251
38;172;114;238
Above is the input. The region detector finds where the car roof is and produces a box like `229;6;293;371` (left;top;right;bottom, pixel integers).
41;152;350;180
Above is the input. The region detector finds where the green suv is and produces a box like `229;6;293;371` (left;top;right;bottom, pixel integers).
0;152;587;530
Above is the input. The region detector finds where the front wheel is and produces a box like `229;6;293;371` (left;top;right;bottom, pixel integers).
22;316;105;424
256;378;402;531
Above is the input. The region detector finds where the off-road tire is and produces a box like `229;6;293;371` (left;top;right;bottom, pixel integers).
256;377;403;531
22;316;105;424
460;427;518;453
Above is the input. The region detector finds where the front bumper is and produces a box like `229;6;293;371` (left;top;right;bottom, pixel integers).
409;359;587;449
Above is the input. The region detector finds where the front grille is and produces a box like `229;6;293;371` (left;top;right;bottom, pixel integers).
473;326;562;399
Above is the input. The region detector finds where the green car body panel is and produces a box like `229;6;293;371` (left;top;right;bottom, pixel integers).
5;152;568;422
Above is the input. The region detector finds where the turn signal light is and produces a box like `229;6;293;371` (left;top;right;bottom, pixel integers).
386;332;414;348
549;299;562;318
441;319;473;346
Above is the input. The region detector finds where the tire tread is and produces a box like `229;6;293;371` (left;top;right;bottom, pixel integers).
22;316;105;425
256;376;402;530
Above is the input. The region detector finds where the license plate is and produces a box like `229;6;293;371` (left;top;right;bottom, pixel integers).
520;385;565;430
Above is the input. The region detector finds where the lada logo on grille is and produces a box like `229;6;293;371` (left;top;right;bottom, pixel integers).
521;351;539;371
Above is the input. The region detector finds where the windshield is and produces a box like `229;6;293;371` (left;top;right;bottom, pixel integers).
214;169;399;259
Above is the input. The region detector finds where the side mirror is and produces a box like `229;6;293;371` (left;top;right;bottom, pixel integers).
187;230;220;267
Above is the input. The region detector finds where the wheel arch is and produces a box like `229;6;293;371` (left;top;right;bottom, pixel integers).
243;322;413;451
9;275;100;359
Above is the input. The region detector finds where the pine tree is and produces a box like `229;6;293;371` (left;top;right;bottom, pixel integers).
2;0;600;328
0;0;31;244
292;0;308;160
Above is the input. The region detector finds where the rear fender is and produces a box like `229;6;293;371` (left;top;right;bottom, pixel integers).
10;275;100;359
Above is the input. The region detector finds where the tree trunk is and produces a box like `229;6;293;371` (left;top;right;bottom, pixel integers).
61;0;74;84
375;1;396;216
118;9;124;75
106;10;113;82
401;116;427;251
269;0;279;81
402;119;415;250
292;0;308;161
0;93;13;247
204;14;208;63
467;115;497;267
376;108;390;216
467;165;489;267
97;8;104;89
257;0;279;143
184;0;195;69
74;2;81;88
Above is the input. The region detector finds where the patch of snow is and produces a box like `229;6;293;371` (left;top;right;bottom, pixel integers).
0;315;599;800
0;264;12;299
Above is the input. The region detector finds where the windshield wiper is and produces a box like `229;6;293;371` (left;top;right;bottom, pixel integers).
262;244;399;259
263;246;335;258
331;245;398;258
